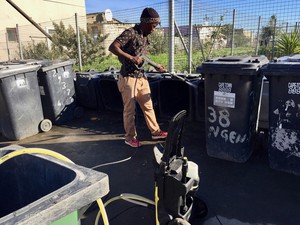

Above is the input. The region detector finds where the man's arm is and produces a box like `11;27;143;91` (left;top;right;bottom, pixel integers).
109;41;143;65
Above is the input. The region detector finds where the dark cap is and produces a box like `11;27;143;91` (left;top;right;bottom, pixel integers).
140;7;160;23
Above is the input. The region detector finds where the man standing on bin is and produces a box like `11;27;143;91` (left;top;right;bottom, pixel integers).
109;7;167;148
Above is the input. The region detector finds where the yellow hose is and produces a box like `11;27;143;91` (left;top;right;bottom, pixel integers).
97;199;109;225
0;148;74;164
94;193;156;225
0;147;110;225
155;184;160;225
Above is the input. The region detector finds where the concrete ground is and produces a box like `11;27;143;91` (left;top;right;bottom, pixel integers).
1;109;300;225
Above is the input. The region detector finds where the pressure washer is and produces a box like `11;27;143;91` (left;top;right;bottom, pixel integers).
140;54;199;88
152;110;207;225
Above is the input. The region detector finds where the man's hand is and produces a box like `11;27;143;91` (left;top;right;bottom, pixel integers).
130;55;143;65
156;64;166;73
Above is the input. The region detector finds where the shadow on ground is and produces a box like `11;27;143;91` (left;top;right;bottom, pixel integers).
1;109;300;225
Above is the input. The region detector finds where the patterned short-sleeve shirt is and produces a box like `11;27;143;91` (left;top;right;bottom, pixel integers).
115;24;149;77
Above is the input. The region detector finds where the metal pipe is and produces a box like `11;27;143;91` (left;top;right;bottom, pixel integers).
5;32;10;61
188;0;193;73
168;0;174;73
16;24;23;60
75;13;82;71
272;18;276;60
231;9;235;56
6;0;52;41
255;16;261;56
174;21;188;54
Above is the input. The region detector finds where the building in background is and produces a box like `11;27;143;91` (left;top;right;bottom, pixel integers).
0;0;86;61
86;12;135;55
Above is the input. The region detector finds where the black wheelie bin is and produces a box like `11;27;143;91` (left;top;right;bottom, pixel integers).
262;54;300;175
198;56;269;163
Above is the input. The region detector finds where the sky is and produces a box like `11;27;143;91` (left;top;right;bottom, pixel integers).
85;0;165;14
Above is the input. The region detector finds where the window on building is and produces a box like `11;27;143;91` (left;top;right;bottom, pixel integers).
48;29;56;36
6;28;17;42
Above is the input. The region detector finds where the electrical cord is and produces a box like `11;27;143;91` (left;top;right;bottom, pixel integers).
91;148;138;170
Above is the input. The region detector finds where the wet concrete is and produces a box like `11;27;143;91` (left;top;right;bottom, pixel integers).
1;109;300;225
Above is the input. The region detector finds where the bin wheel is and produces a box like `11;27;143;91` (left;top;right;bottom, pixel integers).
40;119;52;132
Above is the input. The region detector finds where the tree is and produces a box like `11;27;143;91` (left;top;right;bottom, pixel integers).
148;29;168;55
260;15;278;47
22;41;57;59
195;15;226;61
22;21;108;66
276;29;300;55
220;24;232;47
234;29;251;47
51;21;108;65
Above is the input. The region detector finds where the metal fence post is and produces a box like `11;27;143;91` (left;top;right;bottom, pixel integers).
168;0;175;73
231;9;235;56
255;16;261;56
75;13;83;71
272;18;277;60
188;0;193;73
5;32;10;61
16;24;23;60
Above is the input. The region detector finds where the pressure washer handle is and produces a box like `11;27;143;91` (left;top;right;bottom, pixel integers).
169;73;186;82
140;54;161;70
140;54;188;83
181;157;188;183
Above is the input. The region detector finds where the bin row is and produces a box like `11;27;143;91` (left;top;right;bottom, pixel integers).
75;70;206;122
2;54;299;176
75;54;300;176
198;54;300;176
0;60;78;141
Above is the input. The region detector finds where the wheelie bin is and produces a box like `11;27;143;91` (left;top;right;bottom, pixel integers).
75;70;105;110
37;60;78;125
143;71;163;117
262;54;300;175
97;70;123;113
158;73;201;121
198;56;269;163
0;64;52;140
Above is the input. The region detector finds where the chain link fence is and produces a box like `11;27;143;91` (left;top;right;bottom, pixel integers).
1;0;300;71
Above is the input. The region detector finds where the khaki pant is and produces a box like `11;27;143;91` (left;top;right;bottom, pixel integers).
118;75;160;141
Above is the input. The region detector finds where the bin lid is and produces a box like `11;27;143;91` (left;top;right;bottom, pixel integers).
145;72;163;79
198;55;269;76
39;59;75;72
262;54;300;76
161;72;201;79
76;71;104;79
0;64;40;79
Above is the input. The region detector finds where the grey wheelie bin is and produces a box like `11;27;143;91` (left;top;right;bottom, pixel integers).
262;54;300;175
0;64;52;140
198;56;269;163
37;60;77;125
